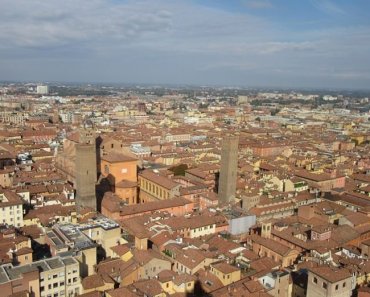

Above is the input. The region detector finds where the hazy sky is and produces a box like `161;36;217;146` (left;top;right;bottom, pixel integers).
1;0;370;89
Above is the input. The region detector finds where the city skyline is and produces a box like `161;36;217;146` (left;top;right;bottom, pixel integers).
1;0;370;89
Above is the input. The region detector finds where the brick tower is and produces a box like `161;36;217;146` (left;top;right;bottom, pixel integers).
75;130;97;211
218;135;239;204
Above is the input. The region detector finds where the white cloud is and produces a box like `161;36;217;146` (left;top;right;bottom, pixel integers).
0;0;369;88
258;41;316;54
0;0;173;47
243;0;273;9
311;0;346;15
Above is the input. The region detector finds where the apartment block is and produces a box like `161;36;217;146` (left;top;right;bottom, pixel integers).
0;190;24;227
0;256;81;297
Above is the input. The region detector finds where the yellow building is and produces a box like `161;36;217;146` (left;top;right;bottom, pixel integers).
0;168;14;188
138;170;180;203
350;134;366;145
210;262;241;286
14;247;33;265
158;271;196;295
79;216;123;258
171;274;196;294
110;243;133;261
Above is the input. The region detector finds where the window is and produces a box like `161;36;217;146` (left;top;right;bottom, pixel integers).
313;277;317;284
335;284;339;290
343;282;346;288
322;282;327;289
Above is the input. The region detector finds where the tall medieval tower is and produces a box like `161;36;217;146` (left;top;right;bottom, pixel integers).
218;135;239;204
75;130;97;211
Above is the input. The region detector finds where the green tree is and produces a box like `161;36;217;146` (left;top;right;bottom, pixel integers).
169;164;188;176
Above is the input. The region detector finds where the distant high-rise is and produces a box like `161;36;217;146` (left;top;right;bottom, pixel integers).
218;135;239;204
36;85;49;95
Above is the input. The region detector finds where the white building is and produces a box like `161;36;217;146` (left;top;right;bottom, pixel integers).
0;190;24;227
60;112;73;123
37;85;49;95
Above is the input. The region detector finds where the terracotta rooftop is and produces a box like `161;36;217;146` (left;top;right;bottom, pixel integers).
81;274;105;290
110;243;131;257
139;169;180;190
131;279;164;296
212;262;240;274
309;265;352;283
106;287;138;297
101;152;137;163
